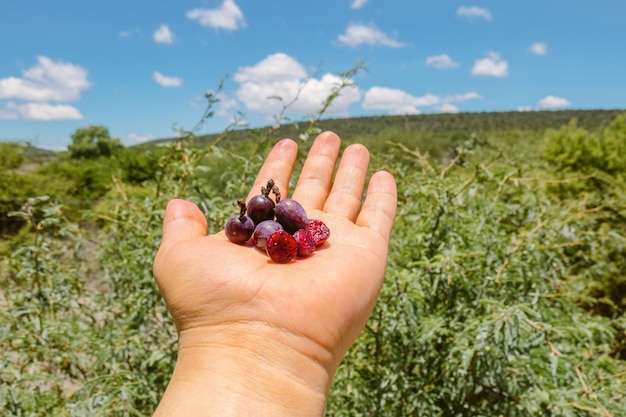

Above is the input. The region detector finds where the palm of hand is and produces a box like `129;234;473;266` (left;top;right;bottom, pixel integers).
153;132;397;374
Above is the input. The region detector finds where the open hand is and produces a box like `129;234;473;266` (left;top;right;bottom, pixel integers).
152;131;397;416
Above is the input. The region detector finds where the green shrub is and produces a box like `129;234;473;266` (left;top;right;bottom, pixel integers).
541;114;626;320
67;125;124;160
116;148;162;185
0;141;25;170
0;197;90;414
543;114;626;176
327;136;626;416
37;159;114;204
599;112;626;173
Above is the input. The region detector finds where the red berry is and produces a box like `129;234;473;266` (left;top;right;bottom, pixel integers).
265;230;298;263
306;219;330;246
293;229;316;257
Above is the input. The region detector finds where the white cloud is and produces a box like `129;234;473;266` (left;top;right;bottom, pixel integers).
529;42;548;55
186;0;245;31
37;143;69;152
153;71;183;87
362;87;481;115
0;56;89;121
351;0;368;9
337;23;404;48
230;54;481;122
457;6;492;21
153;24;174;44
0;101;83;120
232;53;361;119
426;54;459;69
212;93;243;121
0;106;17;119
437;103;459;113
362;87;438;115
517;106;534;112
234;52;307;83
538;95;570;108
471;52;508;77
120;132;157;146
119;28;142;39
0;56;91;102
446;92;482;102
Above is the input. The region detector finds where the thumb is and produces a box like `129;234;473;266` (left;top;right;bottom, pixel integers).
159;199;208;251
153;199;208;318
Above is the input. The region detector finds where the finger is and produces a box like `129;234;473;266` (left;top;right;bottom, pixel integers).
153;199;208;303
246;139;298;203
160;199;208;248
322;143;370;221
155;199;208;275
355;171;397;240
291;131;341;210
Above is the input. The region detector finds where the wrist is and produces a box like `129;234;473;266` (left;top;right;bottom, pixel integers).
153;325;332;417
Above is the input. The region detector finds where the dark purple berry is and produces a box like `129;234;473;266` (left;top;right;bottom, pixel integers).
274;198;309;234
253;220;283;250
293;229;316;257
265;230;297;263
223;180;326;264
247;179;277;225
247;195;275;225
306;219;330;246
225;199;254;244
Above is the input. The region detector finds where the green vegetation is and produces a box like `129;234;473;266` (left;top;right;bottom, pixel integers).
148;108;624;150
67;125;124;160
328;120;626;415
1;84;625;415
0;141;26;170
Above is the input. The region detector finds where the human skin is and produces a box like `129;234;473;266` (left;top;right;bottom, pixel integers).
152;131;398;416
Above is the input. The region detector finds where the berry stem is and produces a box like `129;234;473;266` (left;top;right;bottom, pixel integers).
272;185;281;203
236;199;247;218
261;179;275;198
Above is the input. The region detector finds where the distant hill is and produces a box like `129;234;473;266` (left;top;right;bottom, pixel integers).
24;145;58;158
140;108;625;148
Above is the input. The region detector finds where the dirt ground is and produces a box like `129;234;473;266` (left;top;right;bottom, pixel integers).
14;161;42;174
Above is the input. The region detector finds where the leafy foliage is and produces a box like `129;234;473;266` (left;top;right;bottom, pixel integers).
116;148;163;185
543;116;626;176
542;113;626;337
1;76;625;416
68;125;124;159
327;135;626;416
0;141;25;170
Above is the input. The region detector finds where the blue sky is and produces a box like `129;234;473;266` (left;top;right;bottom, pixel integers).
1;0;625;150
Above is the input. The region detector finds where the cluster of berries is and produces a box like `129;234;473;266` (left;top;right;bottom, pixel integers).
224;179;330;263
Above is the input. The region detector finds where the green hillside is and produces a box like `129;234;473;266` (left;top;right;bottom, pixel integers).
145;108;625;148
